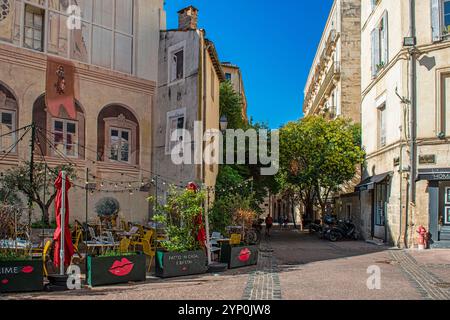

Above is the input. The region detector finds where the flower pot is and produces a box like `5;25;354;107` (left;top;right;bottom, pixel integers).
220;244;259;269
155;250;207;278
87;253;146;287
0;260;44;293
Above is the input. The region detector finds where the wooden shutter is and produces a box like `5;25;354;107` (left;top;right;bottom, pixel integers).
382;11;389;65
371;27;380;77
171;55;177;82
371;29;377;77
431;0;441;42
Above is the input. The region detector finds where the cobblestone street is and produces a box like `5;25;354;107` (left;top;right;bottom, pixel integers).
4;229;450;300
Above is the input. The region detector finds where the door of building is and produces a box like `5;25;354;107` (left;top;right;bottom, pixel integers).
374;183;388;240
439;183;450;241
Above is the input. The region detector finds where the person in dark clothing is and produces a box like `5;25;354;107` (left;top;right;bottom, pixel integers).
265;214;273;237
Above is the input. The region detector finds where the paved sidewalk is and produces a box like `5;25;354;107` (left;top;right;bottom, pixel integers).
242;237;282;300
271;229;450;300
5;229;450;300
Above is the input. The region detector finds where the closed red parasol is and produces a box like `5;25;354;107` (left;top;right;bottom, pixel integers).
53;171;74;268
187;182;207;247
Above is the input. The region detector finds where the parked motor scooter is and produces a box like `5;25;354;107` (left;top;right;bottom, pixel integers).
326;219;359;242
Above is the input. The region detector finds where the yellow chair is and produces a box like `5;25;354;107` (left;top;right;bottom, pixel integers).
131;229;154;251
121;220;129;232
42;240;52;277
142;238;156;272
119;238;131;253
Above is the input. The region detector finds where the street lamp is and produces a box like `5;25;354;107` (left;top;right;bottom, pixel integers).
220;115;228;131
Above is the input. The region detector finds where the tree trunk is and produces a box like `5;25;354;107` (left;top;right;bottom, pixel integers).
38;203;50;226
304;199;315;222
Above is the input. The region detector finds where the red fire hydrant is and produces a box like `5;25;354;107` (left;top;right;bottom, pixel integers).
417;226;429;250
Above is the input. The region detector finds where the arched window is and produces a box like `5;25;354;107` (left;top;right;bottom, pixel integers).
97;105;139;165
32;95;85;159
0;83;18;153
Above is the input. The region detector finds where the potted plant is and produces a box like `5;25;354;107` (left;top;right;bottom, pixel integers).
0;205;43;293
87;250;146;287
220;209;259;269
150;187;208;278
0;251;44;293
95;197;120;229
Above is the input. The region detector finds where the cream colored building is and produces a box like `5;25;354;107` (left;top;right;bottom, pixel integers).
221;62;248;123
302;0;362;223
0;0;165;224
359;0;450;247
303;0;361;123
153;6;224;208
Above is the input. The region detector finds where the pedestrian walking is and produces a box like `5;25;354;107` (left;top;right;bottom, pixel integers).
265;214;273;238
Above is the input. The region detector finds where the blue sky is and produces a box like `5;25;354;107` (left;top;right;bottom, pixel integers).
165;0;334;129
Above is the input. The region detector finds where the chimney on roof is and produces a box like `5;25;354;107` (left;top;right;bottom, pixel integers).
178;6;198;30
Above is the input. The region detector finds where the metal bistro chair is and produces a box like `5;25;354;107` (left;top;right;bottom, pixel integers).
42;240;52;277
131;229;154;251
119;237;131;254
141;233;156;272
209;238;221;262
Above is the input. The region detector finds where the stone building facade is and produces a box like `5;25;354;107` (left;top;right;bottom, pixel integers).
153;6;225;208
221;62;248;123
302;0;362;223
303;0;361;123
359;0;450;247
0;0;165;224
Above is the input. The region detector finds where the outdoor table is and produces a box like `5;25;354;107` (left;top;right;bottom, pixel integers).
86;242;119;255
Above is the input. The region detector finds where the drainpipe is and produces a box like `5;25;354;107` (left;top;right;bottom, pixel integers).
202;33;213;265
407;0;417;248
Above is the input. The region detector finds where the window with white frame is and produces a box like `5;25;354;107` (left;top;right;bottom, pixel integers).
371;11;388;77
53;118;78;157
432;0;450;41
109;127;130;163
378;103;386;148
0;0;134;74
0;110;16;152
168;42;185;83
165;108;186;155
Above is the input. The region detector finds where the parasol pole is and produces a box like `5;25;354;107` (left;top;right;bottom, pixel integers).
204;186;212;265
60;170;66;276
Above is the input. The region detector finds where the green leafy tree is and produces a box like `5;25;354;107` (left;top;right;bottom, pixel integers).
220;81;246;130
278;116;364;217
0;162;76;226
150;187;205;253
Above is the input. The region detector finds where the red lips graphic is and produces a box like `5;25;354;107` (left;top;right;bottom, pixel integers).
1;279;8;285
238;248;251;262
109;258;134;277
22;266;34;274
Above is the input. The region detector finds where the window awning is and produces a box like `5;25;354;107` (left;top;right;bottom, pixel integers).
355;172;393;192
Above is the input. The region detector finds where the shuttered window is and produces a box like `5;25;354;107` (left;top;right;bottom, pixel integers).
432;0;450;42
371;11;388;78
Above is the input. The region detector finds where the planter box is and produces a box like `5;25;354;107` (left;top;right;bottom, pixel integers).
0;260;44;293
87;254;146;287
220;244;259;269
155;250;207;278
